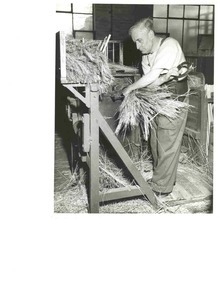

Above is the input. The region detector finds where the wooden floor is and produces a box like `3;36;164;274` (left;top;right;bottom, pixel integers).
54;131;213;214
154;169;213;213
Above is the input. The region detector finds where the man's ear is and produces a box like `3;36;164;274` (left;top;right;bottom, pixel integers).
149;30;155;40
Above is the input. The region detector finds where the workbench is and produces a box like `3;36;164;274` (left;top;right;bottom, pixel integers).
56;31;157;213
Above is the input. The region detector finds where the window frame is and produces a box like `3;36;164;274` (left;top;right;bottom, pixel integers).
56;3;95;39
153;4;214;55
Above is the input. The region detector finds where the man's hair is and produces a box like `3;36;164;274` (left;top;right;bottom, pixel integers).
129;17;154;36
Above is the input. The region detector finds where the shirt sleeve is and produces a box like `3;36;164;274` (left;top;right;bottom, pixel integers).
152;38;185;72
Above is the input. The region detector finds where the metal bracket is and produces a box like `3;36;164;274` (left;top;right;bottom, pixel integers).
82;113;90;153
65;104;72;121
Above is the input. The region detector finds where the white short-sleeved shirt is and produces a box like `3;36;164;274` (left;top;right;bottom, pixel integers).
142;37;185;76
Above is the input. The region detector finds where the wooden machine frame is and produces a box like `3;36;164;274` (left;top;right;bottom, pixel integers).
57;31;157;213
184;72;214;159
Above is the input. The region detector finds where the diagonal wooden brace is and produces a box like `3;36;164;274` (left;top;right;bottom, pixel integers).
97;111;157;207
64;84;90;107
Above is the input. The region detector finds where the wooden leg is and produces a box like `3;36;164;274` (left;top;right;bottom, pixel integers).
200;89;208;163
89;84;100;213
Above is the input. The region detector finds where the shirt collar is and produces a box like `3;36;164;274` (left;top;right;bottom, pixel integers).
142;38;163;56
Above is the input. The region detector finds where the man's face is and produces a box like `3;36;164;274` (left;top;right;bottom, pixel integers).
131;28;153;54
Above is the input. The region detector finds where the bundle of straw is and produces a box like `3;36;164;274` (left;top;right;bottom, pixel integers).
66;35;114;93
115;86;190;140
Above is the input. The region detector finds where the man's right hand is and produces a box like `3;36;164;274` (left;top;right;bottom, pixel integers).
122;85;134;96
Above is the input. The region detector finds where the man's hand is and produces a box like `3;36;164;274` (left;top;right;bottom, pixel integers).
165;67;179;81
122;85;134;96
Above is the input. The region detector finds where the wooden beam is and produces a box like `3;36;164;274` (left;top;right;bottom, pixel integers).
89;84;100;213
59;31;67;83
100;186;144;203
200;89;208;158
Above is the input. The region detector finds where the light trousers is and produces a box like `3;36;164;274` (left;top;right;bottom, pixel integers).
150;96;189;193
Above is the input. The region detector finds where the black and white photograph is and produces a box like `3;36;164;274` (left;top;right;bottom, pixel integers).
1;1;220;285
54;2;214;213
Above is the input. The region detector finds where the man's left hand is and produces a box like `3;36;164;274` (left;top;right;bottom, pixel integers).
165;67;179;81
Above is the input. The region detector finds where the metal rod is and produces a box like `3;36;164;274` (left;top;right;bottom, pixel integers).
102;34;111;53
100;36;107;52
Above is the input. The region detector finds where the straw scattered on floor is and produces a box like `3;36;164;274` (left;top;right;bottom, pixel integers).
54;135;212;214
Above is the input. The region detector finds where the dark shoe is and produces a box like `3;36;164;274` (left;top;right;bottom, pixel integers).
147;180;172;197
152;190;171;197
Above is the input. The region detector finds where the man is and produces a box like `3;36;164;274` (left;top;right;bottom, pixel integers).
122;17;189;195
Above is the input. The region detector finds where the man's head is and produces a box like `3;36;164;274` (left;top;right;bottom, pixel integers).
129;18;155;54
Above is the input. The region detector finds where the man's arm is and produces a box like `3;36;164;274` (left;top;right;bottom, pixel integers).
122;67;179;95
122;68;162;96
150;67;179;86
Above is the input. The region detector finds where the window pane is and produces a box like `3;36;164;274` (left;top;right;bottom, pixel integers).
169;5;184;18
74;14;93;30
153;18;167;33
108;42;114;62
168;19;183;46
73;3;93;13
183;20;199;55
55;13;73;33
75;32;93;40
198;35;214;50
200;6;213;20
185;6;199;19
153;5;167;17
56;3;71;12
107;43;120;63
114;43;120;63
199;21;213;34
